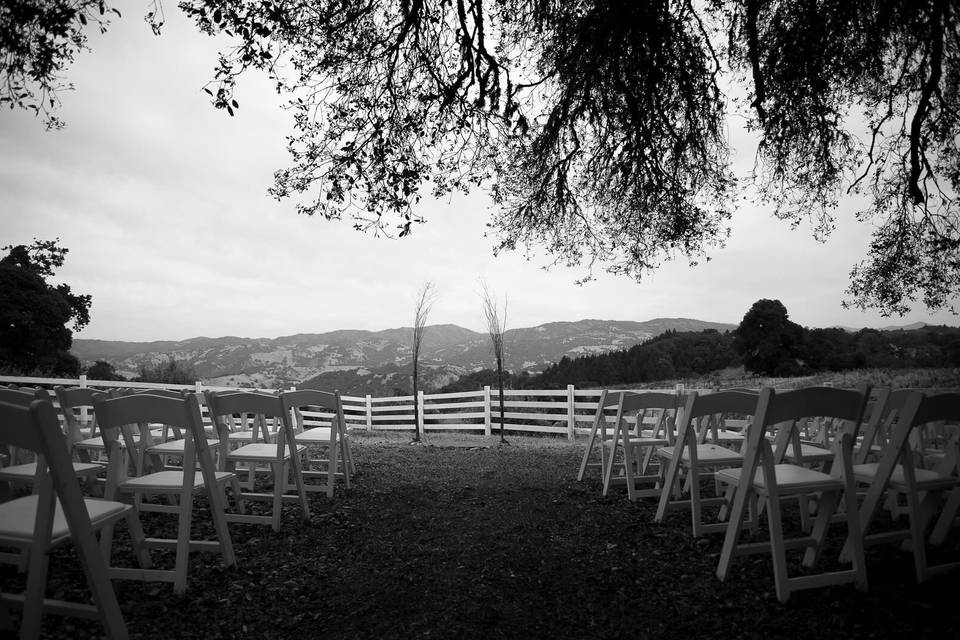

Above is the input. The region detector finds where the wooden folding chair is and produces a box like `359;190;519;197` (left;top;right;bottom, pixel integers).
0;398;145;639
281;389;355;498
0;387;103;497
715;386;871;603
91;391;238;594
654;390;759;536
205;390;310;530
576;390;620;483
849;391;960;582
601;391;681;500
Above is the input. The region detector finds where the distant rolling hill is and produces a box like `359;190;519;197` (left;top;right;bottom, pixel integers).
72;318;736;395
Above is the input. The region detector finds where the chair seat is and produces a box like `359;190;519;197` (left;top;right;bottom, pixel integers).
227;443;306;462
785;442;833;463
604;436;669;447
296;427;333;443
227;431;261;442
852;462;958;491
0;495;130;545
119;470;235;492
716;463;842;493
0;460;104;480
656;444;742;465
684;444;744;464
714;430;745;442
147;438;220;454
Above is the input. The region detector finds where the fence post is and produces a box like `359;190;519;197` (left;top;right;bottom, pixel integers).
483;386;492;437
195;380;203;394
567;384;576;441
365;394;373;432
417;390;425;438
78;374;89;424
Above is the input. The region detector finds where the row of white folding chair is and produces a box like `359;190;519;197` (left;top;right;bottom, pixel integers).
650;385;958;601
54;385;354;501
844;389;960;583
581;386;879;602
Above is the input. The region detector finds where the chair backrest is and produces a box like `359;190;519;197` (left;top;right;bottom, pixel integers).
1;387;53;466
205;390;292;454
747;385;871;467
892;391;960;466
0;387;50;405
617;391;684;442
679;390;760;444
854;388;916;464
55;386;101;443
281;388;345;433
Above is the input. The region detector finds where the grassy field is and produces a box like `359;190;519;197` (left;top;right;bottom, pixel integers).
2;431;958;639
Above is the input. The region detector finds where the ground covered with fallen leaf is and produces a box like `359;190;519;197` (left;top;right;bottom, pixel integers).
4;431;959;639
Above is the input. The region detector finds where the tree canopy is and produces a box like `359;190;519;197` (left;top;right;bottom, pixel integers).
4;0;959;314
0;238;91;375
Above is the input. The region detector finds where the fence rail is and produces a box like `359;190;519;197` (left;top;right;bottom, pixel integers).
1;375;709;440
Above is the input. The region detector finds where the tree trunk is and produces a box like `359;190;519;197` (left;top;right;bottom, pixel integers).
497;358;506;443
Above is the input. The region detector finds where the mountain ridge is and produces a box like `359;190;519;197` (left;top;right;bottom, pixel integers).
71;318;736;393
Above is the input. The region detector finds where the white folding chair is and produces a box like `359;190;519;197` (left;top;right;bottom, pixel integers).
205;390;310;531
281;388;355;498
602;391;681;500
654;390;759;536
92;391;238;594
715;385;870;603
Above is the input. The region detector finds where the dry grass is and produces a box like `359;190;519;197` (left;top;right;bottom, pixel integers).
2;431;958;639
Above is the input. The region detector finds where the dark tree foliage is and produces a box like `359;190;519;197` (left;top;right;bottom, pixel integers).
4;1;960;314
535;329;739;387
0;0;132;129
134;357;198;384
84;359;127;381
732;299;805;375
0;239;90;376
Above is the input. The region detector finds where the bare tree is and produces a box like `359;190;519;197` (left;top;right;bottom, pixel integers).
411;281;436;444
480;282;508;445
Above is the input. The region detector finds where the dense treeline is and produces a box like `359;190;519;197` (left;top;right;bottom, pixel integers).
440;321;960;393
534;329;738;389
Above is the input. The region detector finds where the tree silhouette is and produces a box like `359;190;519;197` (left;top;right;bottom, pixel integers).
410;281;436;444
5;1;960;313
480;282;508;444
0;239;90;375
733;299;806;376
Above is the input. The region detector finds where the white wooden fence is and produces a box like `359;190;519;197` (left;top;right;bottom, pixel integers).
0;375;701;440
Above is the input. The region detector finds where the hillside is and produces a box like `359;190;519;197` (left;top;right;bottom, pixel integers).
71;318;735;394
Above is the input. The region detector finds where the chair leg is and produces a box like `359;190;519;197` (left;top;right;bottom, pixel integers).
173;492;193;595
654;452;682;525
905;486;930;583
271;462;284;531
765;487;791;604
327;440;339;499
124;510;153;569
801;490;840;568
21;540;51;639
930;486;960;545
717;483;752;582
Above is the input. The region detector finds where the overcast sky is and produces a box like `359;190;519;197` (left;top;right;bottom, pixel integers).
1;11;957;342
